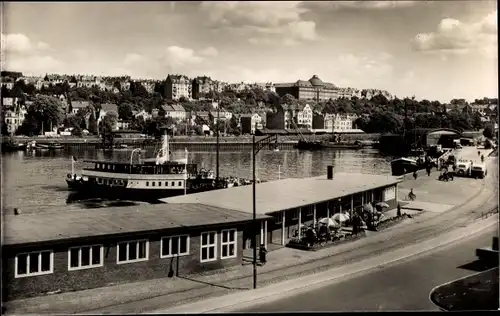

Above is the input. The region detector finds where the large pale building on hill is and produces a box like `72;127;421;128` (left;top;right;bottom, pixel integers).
275;75;340;102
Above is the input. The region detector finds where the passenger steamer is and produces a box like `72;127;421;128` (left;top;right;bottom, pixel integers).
66;135;222;201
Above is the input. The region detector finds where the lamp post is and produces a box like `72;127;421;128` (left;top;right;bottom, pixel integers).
216;100;220;183
252;133;278;289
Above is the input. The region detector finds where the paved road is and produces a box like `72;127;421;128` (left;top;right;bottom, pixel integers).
238;225;497;312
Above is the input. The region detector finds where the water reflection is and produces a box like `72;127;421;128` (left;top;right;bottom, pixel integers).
2;147;390;214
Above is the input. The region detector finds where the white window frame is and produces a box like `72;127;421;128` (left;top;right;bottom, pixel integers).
220;229;237;260
15;250;54;278
67;244;104;271
160;235;190;258
200;231;217;263
116;239;149;264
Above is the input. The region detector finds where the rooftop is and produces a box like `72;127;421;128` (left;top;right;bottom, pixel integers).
3;203;270;246
161;173;402;215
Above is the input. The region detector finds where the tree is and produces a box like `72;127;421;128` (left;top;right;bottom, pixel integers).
99;113;117;147
130;82;149;98
88;110;98;134
483;124;495;139
118;102;134;120
280;94;296;106
17;95;64;135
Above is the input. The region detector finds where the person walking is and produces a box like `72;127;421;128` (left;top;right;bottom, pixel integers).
397;203;402;217
426;167;431;177
413;171;418;180
259;244;267;266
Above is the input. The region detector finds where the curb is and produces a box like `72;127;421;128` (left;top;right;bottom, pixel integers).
428;267;499;311
159;214;498;313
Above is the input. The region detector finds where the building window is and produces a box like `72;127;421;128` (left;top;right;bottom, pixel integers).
158;181;162;187
200;231;217;262
152;182;155;187
221;229;237;259
178;181;182;186
15;250;53;278
292;209;299;220
165;181;168;186
171;181;175;186
68;245;103;271
275;213;283;224
146;181;149;186
161;235;189;258
306;207;314;216
117;240;149;264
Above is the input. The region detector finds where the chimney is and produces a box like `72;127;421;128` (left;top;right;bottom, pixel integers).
327;165;334;179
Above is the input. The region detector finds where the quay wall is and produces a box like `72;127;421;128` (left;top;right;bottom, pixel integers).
4;133;380;151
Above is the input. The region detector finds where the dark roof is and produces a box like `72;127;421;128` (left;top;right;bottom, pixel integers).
162;174;402;215
309;75;324;86
4;203;270;246
163;104;186;112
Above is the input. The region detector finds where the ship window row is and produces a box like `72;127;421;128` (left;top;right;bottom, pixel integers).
145;181;183;187
93;163;196;175
97;178;124;186
14;231;237;277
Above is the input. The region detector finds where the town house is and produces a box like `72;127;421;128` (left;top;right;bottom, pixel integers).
166;75;192;101
162;104;187;121
239;113;262;134
192;76;214;100
297;104;313;129
71;101;90;115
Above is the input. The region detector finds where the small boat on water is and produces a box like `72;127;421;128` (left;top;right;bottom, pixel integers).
35;142;64;150
295;140;324;150
390;157;419;176
322;141;364;150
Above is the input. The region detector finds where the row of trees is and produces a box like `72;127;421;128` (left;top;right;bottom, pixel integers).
354;109;487;134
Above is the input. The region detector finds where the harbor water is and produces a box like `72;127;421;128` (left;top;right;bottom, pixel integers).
1;147;392;214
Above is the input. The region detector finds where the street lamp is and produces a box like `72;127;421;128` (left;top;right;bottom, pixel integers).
252;133;278;289
216;99;220;183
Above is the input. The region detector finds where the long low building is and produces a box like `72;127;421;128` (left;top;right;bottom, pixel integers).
162;169;403;248
2;204;270;300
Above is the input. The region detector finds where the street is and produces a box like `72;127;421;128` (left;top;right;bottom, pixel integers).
237;224;497;312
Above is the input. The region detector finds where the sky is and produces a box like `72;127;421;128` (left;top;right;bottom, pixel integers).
1;1;497;102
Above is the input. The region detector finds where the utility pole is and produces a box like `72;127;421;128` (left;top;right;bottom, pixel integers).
216;97;220;183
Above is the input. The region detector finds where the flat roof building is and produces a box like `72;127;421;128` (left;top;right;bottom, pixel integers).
2;203;270;301
162;172;403;249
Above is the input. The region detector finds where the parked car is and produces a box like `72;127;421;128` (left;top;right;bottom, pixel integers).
470;163;487;179
456;161;472;177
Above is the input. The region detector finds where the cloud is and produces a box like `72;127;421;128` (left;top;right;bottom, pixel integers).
162;46;204;67
1;33;51;54
199;1;318;45
1;33;62;74
413;10;497;58
199;46;218;57
300;1;419;11
124;53;146;65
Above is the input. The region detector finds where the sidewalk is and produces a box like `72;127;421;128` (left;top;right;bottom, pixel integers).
164;214;499;313
4;148;496;314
